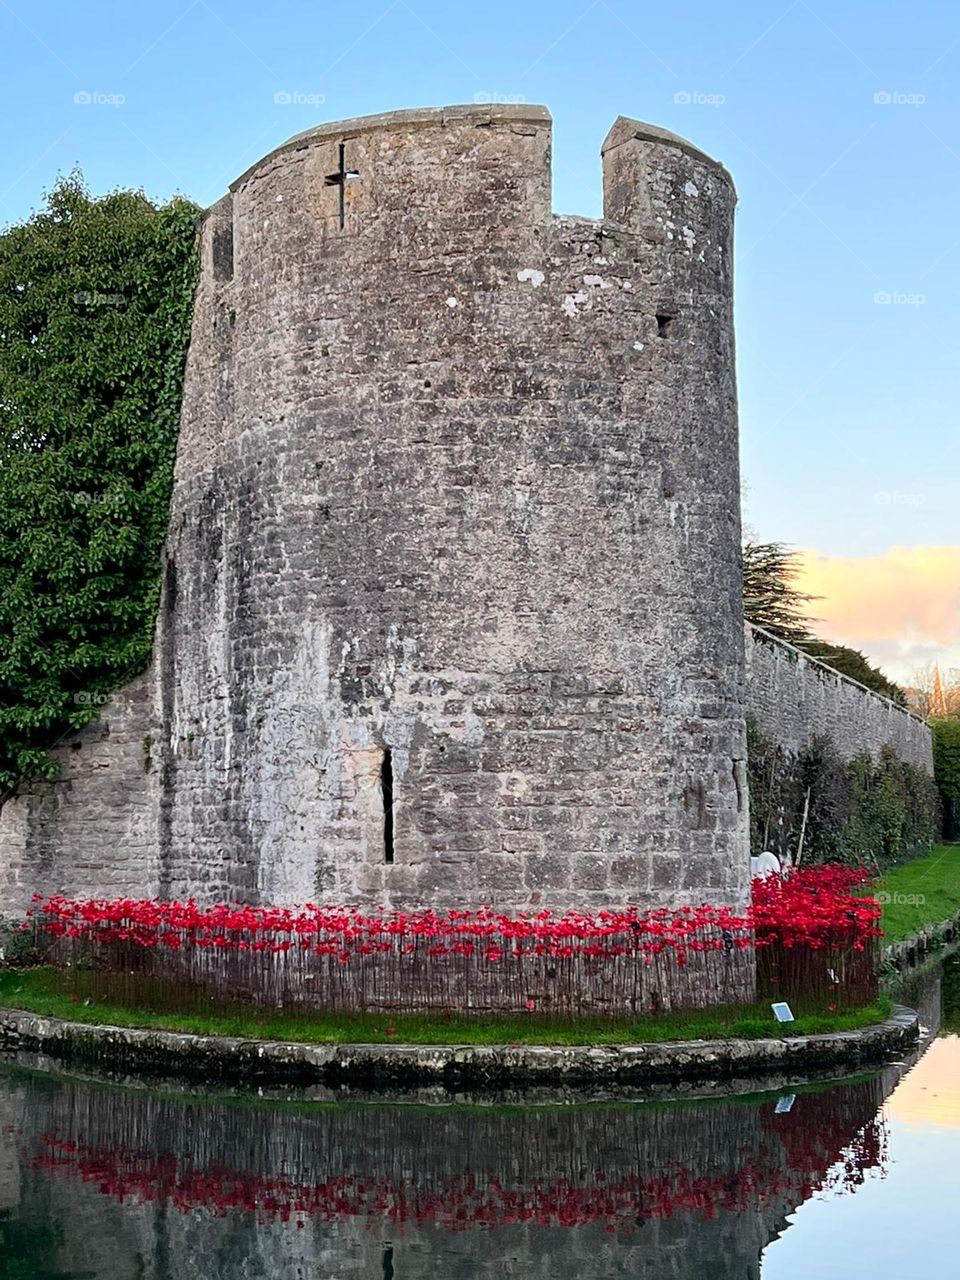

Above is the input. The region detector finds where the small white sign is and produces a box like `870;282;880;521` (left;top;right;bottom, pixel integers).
771;1002;795;1023
774;1094;796;1114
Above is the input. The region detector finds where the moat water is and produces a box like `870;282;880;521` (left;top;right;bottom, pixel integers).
1;959;957;1279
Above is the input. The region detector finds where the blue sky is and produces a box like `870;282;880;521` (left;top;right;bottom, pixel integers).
2;0;958;677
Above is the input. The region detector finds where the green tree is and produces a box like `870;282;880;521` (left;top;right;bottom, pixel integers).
742;541;817;646
932;716;960;838
0;174;199;802
742;541;906;705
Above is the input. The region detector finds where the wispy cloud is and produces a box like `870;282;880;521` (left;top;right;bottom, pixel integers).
795;546;960;683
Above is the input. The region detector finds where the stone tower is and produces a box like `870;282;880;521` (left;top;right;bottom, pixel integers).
157;103;748;911
0;105;749;937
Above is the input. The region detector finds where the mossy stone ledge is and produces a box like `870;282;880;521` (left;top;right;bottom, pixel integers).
0;1004;919;1090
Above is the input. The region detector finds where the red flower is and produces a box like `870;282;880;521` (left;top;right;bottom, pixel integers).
25;862;880;1015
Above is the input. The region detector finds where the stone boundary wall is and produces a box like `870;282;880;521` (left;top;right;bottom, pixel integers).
0;1004;919;1089
0;673;161;920
745;624;933;772
883;914;960;977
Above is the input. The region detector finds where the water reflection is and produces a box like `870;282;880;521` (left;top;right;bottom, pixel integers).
0;1069;891;1279
2;958;958;1279
760;958;960;1279
939;948;960;1034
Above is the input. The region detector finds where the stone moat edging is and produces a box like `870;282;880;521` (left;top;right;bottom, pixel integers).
882;915;960;977
0;1004;919;1090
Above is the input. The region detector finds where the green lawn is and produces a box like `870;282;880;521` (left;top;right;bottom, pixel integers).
878;844;960;943
0;968;891;1047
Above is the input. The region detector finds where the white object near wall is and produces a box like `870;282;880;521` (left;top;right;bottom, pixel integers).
750;850;782;879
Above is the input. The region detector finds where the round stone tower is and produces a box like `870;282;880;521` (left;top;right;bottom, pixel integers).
158;105;748;922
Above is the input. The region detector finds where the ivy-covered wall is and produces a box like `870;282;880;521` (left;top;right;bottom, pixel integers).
0;177;200;802
747;721;940;866
745;627;938;864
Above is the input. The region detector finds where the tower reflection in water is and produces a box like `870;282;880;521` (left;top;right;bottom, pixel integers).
0;1065;891;1280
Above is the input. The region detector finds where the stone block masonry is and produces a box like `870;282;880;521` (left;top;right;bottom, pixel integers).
0;673;161;917
745;625;933;772
1;105;752;1004
157;105;748;915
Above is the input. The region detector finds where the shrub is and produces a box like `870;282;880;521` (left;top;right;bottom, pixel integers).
747;720;939;867
932;717;960;838
0;175;200;800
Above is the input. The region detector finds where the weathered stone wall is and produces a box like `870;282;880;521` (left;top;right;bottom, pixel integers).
153;105;747;914
0;672;160;920
745;625;933;772
0;106;750;983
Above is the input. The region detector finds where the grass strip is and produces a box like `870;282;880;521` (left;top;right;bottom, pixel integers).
879;844;960;943
0;968;890;1047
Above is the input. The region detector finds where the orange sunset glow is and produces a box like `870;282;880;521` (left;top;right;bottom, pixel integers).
884;1037;960;1130
794;547;960;684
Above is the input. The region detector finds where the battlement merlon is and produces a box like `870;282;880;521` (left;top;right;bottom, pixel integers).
601;117;737;247
602;117;735;186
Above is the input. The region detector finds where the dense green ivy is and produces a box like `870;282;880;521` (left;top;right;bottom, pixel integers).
0;175;200;799
931;717;960;838
932;717;960;801
747;718;940;867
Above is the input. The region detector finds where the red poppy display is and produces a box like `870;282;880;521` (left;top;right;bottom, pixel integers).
23;865;880;1012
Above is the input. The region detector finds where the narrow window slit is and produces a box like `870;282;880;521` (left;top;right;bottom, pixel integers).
381;748;395;863
656;313;675;338
212;223;234;283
